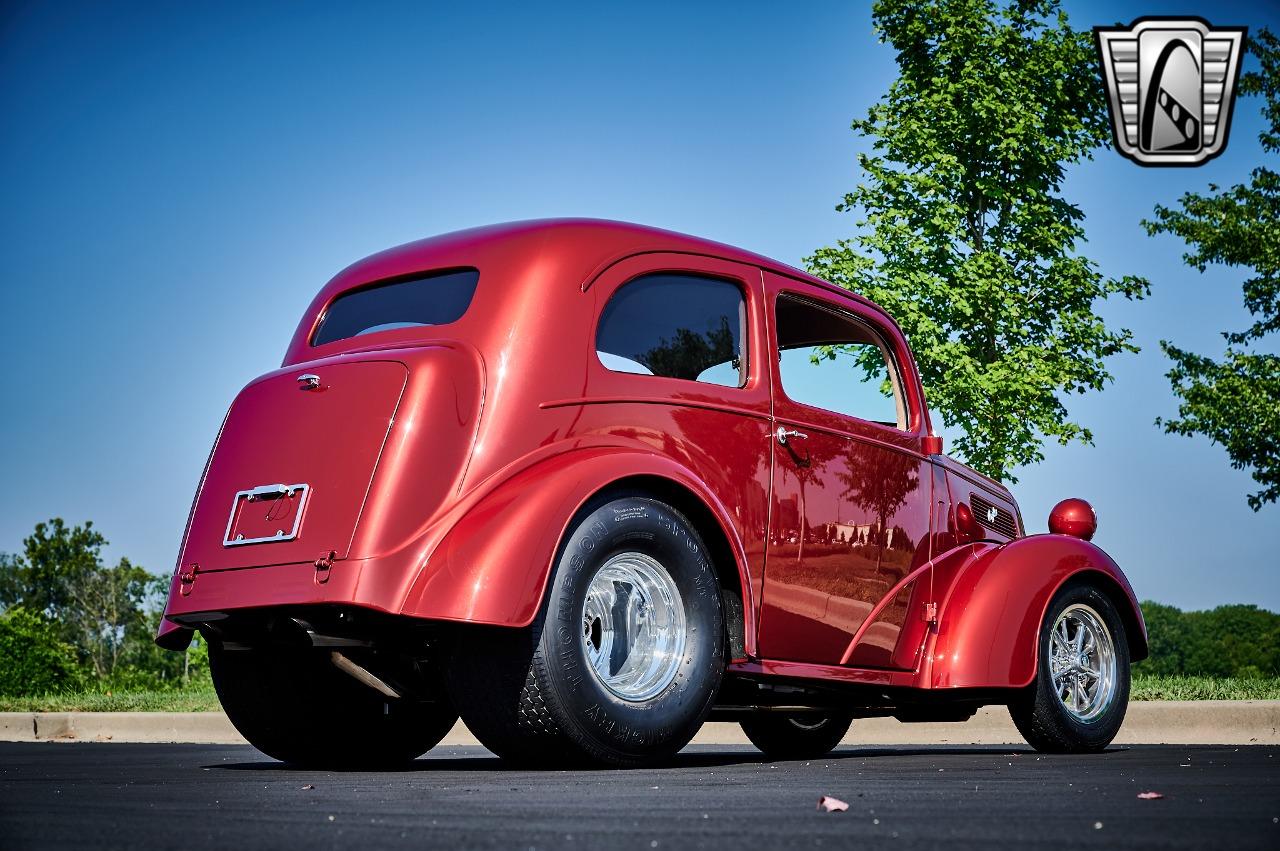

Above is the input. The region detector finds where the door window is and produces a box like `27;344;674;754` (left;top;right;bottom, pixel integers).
775;295;907;430
596;273;747;388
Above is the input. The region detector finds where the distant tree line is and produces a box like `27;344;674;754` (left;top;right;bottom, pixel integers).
0;519;206;696
1136;600;1279;679
0;518;1275;696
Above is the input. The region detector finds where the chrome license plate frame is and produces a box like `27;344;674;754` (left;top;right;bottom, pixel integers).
222;483;310;547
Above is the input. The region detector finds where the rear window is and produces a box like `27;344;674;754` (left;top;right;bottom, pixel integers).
311;268;479;346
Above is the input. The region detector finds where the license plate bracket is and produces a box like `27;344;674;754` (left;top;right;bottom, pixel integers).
223;483;310;547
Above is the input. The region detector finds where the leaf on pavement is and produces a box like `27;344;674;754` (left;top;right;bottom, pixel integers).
817;796;849;812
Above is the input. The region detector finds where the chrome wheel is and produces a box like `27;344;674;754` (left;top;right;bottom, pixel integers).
580;551;687;702
788;716;831;732
1048;603;1117;723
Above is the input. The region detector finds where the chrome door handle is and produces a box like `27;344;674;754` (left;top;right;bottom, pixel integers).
776;427;808;446
297;374;321;390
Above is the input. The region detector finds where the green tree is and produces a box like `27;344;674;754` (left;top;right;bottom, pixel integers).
0;519;153;680
0;606;81;695
0;519;107;617
808;0;1148;481
1143;30;1280;510
1136;600;1192;676
66;556;154;679
1136;600;1280;677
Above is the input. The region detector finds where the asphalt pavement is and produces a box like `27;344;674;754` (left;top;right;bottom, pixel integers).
1;742;1277;850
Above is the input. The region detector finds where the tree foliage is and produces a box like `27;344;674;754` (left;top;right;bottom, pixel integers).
808;0;1148;481
0;519;154;678
1143;29;1280;510
0;606;81;696
0;518;200;688
1137;601;1280;678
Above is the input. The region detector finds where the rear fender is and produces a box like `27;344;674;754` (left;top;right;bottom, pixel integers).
400;447;756;646
928;534;1147;690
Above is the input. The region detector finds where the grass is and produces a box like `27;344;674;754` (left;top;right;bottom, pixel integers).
0;685;220;713
1;676;1277;712
1130;674;1280;701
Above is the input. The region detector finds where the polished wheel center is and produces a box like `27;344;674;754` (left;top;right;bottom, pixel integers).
580;552;686;702
1047;603;1118;723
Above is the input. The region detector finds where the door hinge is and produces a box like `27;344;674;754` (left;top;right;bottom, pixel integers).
922;602;938;625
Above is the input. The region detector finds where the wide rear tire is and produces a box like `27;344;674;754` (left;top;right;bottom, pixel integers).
447;495;726;767
210;642;458;768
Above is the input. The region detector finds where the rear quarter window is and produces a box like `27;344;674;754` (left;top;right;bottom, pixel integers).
311;268;479;346
595;273;747;388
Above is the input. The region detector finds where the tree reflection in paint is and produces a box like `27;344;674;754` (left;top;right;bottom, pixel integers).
836;443;920;575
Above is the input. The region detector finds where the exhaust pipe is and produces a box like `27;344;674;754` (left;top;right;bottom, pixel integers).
330;651;401;699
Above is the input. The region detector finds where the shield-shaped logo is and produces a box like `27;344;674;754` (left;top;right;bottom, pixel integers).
1095;18;1246;166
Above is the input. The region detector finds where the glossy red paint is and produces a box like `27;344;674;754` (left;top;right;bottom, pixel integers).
159;218;1145;697
926;534;1146;689
1049;497;1099;541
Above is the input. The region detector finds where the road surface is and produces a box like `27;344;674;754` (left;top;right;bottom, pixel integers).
2;743;1276;849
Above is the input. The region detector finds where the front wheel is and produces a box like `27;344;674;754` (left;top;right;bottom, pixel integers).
448;495;726;767
741;712;853;760
1009;583;1130;753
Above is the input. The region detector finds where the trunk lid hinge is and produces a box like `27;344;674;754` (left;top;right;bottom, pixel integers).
314;550;336;584
179;563;199;597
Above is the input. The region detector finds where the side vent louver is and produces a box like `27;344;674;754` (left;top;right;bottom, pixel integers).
969;493;1018;538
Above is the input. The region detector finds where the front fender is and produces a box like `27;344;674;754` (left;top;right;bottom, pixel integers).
400;446;755;639
927;534;1147;690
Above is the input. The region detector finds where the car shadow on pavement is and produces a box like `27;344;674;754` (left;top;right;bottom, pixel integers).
201;744;1112;773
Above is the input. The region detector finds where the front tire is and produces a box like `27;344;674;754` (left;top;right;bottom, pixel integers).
448;495;726;767
1009;582;1130;753
210;643;458;768
741;712;853;760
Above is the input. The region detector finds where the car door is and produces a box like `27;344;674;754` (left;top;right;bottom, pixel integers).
759;273;934;669
582;254;774;658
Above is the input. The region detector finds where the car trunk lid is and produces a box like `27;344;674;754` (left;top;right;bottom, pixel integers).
181;360;408;570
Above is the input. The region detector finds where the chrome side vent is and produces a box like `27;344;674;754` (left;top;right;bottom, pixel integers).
970;493;1019;538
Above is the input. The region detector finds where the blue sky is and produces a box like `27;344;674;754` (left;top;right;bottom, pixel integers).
1;0;1276;611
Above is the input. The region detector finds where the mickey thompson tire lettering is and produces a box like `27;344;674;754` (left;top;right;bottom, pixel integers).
446;494;726;767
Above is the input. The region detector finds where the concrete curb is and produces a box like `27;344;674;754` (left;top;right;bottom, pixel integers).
2;701;1276;746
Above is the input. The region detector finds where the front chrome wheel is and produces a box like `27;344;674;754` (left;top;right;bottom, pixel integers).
1010;583;1131;754
580;551;687;702
1048;603;1117;723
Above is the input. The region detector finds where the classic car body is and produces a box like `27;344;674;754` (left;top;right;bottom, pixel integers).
159;219;1146;766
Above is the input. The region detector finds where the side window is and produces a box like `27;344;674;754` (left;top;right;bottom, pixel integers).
775;295;908;430
596;273;748;388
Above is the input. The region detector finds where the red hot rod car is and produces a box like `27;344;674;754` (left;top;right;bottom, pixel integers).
159;219;1145;767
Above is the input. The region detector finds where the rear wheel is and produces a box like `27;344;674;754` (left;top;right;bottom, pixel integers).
741;712;853;760
209;642;458;768
447;495;726;767
1009;583;1130;753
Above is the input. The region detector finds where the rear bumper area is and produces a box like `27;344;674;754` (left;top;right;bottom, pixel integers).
162;558;405;628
